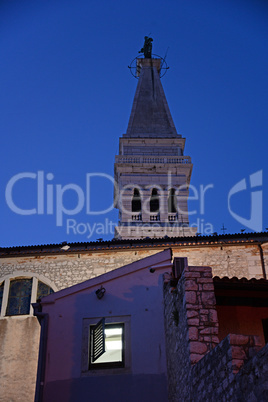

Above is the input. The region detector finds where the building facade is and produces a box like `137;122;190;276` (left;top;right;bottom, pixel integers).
34;250;268;401
34;250;172;402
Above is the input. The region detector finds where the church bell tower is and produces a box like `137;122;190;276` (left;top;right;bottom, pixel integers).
114;39;197;239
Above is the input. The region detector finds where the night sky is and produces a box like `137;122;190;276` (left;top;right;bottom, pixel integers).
1;0;268;246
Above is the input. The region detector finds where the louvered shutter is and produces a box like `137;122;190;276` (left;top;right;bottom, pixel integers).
91;318;105;362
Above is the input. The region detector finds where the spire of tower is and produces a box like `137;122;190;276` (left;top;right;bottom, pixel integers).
125;58;178;138
114;49;197;240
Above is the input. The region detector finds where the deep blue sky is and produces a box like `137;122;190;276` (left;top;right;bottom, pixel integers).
1;0;268;246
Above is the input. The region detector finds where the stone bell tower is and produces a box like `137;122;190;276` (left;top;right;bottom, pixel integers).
114;47;197;239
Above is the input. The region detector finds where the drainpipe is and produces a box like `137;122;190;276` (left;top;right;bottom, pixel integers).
258;243;266;279
32;302;49;402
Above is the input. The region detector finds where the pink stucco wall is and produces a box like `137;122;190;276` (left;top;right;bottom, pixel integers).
39;249;172;402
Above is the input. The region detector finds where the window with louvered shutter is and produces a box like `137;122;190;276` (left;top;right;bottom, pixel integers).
89;322;124;369
82;316;130;373
91;318;105;362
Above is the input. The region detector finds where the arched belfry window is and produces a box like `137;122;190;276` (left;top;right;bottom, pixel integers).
0;274;55;317
168;188;177;213
150;188;159;213
132;188;141;213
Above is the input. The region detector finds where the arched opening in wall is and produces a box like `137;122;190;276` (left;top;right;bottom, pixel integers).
150;188;159;213
132;188;142;221
150;188;160;221
0;275;55;317
168;188;178;222
168;188;177;213
132;189;141;212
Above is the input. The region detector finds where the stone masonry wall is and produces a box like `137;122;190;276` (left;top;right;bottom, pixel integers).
164;263;266;402
184;266;219;364
0;242;265;291
0;249;158;290
172;243;264;279
164;264;220;401
191;334;262;401
234;342;268;401
163;272;192;402
262;242;268;278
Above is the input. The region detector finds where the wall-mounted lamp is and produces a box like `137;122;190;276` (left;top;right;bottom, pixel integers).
96;286;106;299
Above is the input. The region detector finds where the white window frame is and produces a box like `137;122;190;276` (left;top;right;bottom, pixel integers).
0;272;57;317
81;315;131;375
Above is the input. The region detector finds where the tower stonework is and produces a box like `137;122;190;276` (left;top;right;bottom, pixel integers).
114;58;197;239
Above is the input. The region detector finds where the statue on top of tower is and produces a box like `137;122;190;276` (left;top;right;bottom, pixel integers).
139;36;153;58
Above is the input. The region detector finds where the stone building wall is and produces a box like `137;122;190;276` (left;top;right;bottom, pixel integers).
234;342;268;401
262;242;268;277
172;243;264;279
0;249;157;290
0;242;265;292
164;262;267;402
163;271;192;401
163;263;220;401
191;334;262;401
